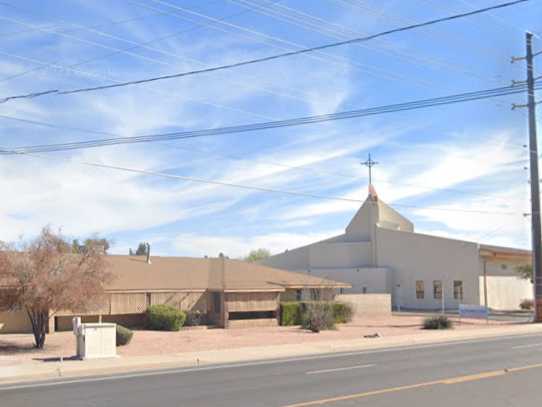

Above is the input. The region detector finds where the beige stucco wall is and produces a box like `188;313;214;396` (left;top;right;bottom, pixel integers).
263;240;374;271
375;228;481;310
297;267;390;294
480;275;533;311
336;293;391;316
262;245;311;270
344;199;375;241
309;242;372;268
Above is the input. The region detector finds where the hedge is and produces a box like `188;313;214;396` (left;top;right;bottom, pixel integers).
279;301;353;326
333;302;353;324
280;302;302;326
423;315;453;330
116;324;134;346
147;304;187;331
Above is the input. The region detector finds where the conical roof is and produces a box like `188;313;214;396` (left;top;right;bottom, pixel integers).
345;186;413;238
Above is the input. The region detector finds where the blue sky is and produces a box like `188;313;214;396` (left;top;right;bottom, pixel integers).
0;0;541;257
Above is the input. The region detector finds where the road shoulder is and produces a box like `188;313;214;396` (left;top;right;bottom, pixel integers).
1;323;542;387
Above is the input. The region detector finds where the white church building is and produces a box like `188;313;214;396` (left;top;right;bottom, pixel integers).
262;187;533;311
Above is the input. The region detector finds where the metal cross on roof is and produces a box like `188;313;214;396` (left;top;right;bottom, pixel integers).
361;153;378;186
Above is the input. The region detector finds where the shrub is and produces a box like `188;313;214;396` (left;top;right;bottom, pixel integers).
423;315;453;330
116;324;133;346
280;302;302;326
520;299;534;310
301;302;335;332
333;302;353;324
185;310;204;326
280;301;353;327
147;304;186;331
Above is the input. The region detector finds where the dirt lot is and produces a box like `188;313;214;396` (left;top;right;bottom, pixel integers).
0;314;520;363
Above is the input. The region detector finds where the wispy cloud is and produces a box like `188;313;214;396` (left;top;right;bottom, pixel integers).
0;0;536;255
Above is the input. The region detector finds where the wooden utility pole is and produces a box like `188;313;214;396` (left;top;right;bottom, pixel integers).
526;33;542;322
515;32;542;321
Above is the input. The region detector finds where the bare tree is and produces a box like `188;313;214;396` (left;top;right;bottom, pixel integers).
0;227;113;348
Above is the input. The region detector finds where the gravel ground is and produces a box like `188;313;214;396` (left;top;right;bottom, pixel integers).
0;314;518;363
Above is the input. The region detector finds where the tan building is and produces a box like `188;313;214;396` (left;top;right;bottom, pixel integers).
0;254;349;334
262;187;532;311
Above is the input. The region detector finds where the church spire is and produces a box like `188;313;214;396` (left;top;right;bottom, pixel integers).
362;153;378;200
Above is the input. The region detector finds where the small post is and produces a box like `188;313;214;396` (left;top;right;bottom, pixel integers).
441;284;445;315
483;259;489;324
396;284;401;312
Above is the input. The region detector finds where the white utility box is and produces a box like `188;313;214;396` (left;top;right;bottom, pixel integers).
73;320;117;360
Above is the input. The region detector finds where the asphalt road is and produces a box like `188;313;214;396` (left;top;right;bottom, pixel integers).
2;333;542;407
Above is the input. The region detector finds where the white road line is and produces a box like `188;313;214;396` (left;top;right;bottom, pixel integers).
512;342;542;349
306;364;375;375
1;333;541;391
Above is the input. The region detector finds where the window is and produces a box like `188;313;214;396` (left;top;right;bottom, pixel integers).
433;280;442;300
454;281;464;300
229;311;275;320
362;286;368;294
295;289;302;301
501;264;508;270
416;280;424;299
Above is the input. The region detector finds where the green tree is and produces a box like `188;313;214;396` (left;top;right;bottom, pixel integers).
134;242;148;256
245;248;271;262
515;264;533;282
84;238;110;253
72;237;110;253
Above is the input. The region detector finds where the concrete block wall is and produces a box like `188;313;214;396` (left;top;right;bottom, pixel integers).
335;293;391;316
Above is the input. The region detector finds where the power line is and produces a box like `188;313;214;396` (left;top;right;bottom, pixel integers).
0;5;179;83
133;0;432;87
0;0;275;84
0;112;525;203
0;11;325;107
336;0;502;58
0;82;538;155
0;0;530;104
0;49;274;121
7;150;522;216
232;0;496;84
1;83;538;154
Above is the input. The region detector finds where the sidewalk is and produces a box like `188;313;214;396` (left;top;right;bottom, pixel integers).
1;322;542;386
